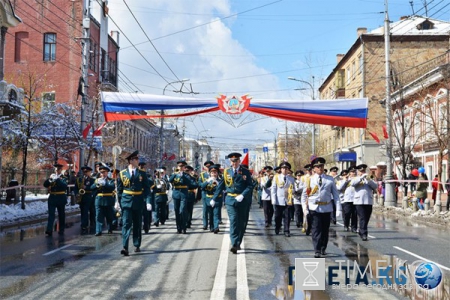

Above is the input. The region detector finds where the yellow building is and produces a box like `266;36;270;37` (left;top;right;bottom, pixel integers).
318;16;450;170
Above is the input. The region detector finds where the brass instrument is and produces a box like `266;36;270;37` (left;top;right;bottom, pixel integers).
79;189;86;195
96;178;106;188
48;173;61;183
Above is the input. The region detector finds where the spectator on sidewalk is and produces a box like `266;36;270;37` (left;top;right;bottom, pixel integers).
431;175;441;206
446;178;450;212
416;172;428;210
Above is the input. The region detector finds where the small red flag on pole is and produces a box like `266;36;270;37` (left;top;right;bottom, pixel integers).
82;123;92;139
382;125;389;139
368;131;380;143
93;122;107;136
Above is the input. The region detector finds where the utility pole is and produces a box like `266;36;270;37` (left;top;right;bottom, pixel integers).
80;0;90;169
384;0;396;207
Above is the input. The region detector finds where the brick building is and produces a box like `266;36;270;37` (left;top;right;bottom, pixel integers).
318;16;450;172
2;1;180;173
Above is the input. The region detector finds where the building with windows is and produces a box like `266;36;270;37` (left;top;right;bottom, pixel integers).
1;1;165;171
388;64;449;184
318;16;450;173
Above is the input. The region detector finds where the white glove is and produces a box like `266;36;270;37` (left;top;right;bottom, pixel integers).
114;202;121;211
156;184;162;188
146;203;152;211
210;199;215;207
336;210;342;218
207;177;214;182
235;195;244;202
51;174;58;180
363;179;368;184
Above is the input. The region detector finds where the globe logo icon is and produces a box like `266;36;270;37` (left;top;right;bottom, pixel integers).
414;262;443;290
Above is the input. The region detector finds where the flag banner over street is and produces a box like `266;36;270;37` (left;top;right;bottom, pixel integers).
101;92;368;128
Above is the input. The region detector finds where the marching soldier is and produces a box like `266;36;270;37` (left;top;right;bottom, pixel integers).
152;168;169;226
200;164;223;233
212;153;253;254
337;167;358;232
91;165;115;236
116;151;152;256
75;166;96;234
301;164;313;235
92;162;102;178
240;163;254;234
43;163;68;236
139;160;153;234
351;164;378;241
185;165;197;228
329;166;340;224
260;166;274;228
293;170;305;228
199;161;214;230
169;161;198;234
271;162;295;237
301;157;341;258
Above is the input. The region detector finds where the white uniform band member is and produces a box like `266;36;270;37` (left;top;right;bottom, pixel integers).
271;162;295;237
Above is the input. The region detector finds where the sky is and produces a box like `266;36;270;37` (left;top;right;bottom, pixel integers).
91;0;450;159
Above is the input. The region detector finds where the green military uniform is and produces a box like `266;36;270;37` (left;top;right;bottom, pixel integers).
169;161;198;234
213;153;253;253
152;171;169;226
75;166;96;233
91;165;116;235
43;164;68;236
117;151;151;256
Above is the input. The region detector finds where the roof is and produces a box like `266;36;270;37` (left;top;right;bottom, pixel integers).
369;16;450;36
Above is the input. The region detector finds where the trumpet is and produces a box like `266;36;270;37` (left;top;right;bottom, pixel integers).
49;173;61;183
79;189;86;195
96;178;106;187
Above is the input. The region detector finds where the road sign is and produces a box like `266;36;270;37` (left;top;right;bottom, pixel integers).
243;148;248;153
263;146;268;153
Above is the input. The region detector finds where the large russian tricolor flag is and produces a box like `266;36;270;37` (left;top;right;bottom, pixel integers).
101;92;368;128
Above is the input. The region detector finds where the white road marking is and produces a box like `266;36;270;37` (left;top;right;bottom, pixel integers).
393;246;450;271
210;220;230;300
336;221;376;239
43;244;73;256
236;239;250;300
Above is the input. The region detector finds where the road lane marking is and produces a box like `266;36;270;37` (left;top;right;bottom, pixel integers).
393;246;450;271
210;220;230;300
43;244;73;256
336;221;376;239
236;239;250;300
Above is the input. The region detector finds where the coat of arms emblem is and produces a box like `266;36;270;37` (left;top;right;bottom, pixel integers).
216;95;251;114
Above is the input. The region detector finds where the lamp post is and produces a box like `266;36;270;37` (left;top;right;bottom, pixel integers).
288;76;316;155
160;79;189;166
264;129;278;166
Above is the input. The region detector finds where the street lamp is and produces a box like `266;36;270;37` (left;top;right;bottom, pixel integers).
160;79;189;166
264;129;278;166
196;129;210;170
288;76;316;156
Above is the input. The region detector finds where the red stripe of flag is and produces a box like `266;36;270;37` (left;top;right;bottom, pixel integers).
82;123;92;139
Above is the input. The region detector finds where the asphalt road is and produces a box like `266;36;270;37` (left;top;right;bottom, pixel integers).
0;203;449;300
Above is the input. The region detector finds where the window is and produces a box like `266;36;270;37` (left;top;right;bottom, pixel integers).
42;92;55;110
15;31;29;63
43;33;56;61
414;114;421;141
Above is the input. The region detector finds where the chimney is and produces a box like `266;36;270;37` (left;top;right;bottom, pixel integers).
400;16;409;20
357;27;367;37
336;54;345;64
110;31;120;45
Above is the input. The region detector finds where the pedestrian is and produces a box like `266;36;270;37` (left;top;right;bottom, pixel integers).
116;150;152;256
271;161;295;237
431;174;440;206
92;165;115;236
212;152;254;254
445;177;450;211
415;169;428;210
138;160;153;234
198;161;214;230
260;166;274;227
43;163;68;236
293;170;305;229
351;164;378;241
200;164;223;233
75;166;96;234
152;168;169;226
301;157;341;258
337;167;358;232
169;161;198;234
